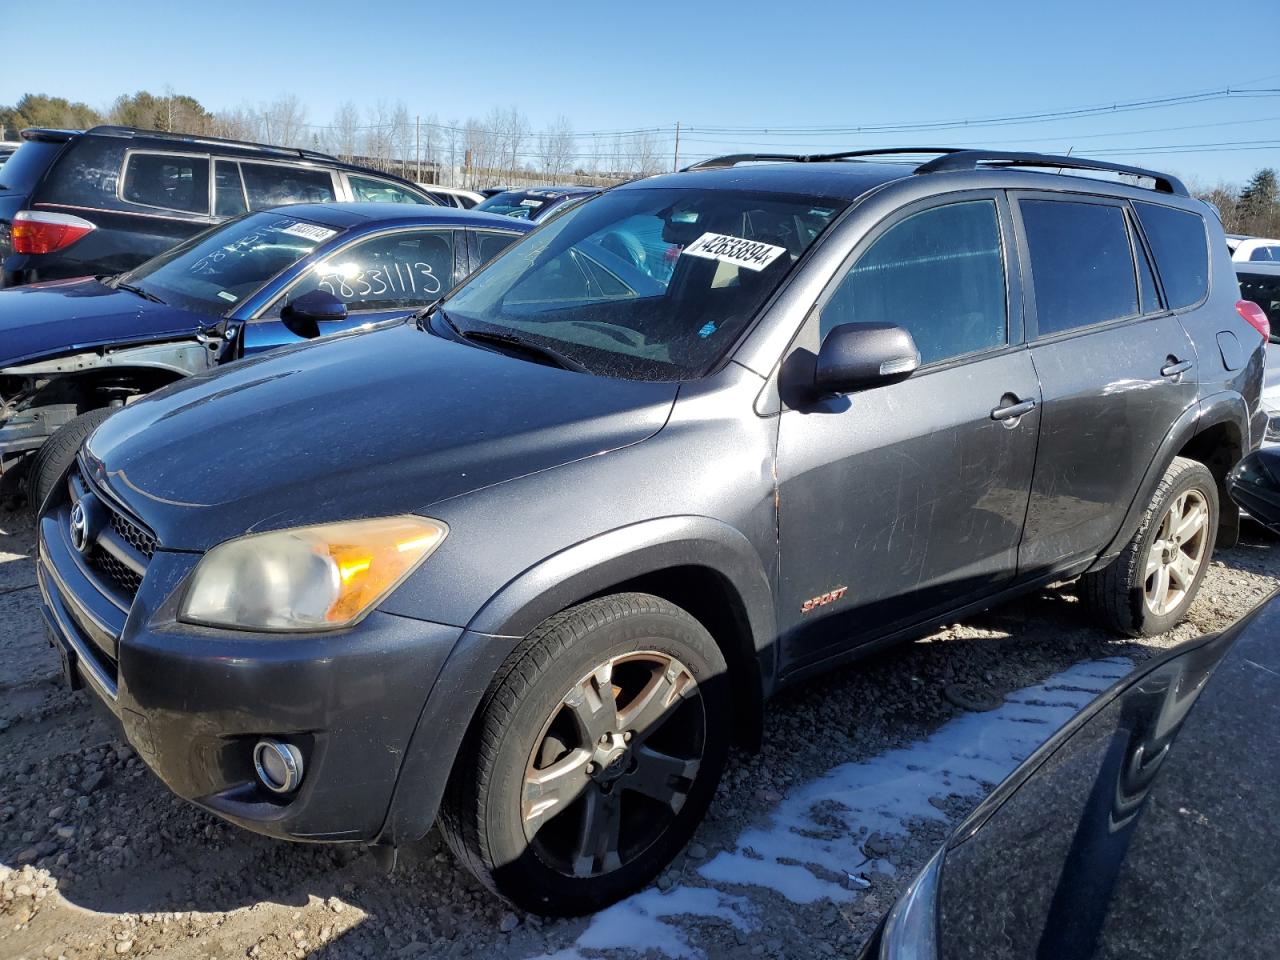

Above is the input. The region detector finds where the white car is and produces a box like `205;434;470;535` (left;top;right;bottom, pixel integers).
414;183;484;209
1227;234;1280;263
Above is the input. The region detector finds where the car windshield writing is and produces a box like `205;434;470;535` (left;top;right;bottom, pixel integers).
443;187;844;380
118;213;333;316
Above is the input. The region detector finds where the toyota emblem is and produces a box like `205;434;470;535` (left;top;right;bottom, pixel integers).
69;502;89;553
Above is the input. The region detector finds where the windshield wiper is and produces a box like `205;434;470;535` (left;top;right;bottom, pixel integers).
114;281;166;305
423;305;589;373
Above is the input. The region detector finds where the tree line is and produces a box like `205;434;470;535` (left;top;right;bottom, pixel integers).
1195;170;1280;240
0;91;670;189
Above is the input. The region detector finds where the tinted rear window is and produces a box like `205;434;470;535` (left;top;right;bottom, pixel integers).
123;152;210;214
1134;202;1210;310
0;140;65;194
1022;199;1138;336
34;136;126;207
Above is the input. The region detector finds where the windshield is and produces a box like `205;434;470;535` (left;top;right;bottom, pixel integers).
442;186;845;379
475;190;560;220
118;212;337;316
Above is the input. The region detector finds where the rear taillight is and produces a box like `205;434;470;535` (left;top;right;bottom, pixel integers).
1237;299;1271;341
11;210;96;255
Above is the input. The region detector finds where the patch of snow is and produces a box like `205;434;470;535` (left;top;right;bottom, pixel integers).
530;655;1131;959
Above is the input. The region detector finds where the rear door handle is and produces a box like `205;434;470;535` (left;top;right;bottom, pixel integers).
1161;358;1194;378
991;396;1037;421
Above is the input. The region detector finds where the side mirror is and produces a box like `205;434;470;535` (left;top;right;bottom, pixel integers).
1228;450;1280;533
814;322;920;395
280;289;348;340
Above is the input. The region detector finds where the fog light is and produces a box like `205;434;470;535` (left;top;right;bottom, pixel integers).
253;739;304;794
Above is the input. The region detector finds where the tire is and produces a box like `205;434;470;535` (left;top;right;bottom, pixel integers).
440;593;731;916
1080;456;1218;637
25;407;116;512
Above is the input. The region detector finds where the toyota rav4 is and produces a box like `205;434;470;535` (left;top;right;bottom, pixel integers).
36;148;1267;915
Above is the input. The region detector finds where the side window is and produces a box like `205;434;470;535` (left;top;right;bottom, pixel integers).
122;152;209;214
348;174;430;205
1250;246;1276;263
241;163;336;210
1133;202;1210;310
1021;199;1137;336
474;230;521;265
277;230;454;313
820;200;1008;365
214;161;247;217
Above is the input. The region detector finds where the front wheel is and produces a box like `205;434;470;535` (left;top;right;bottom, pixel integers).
1080;456;1218;636
439;593;731;915
26;407;116;511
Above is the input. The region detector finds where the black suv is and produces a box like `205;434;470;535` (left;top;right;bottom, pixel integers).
36;148;1267;915
0;125;436;286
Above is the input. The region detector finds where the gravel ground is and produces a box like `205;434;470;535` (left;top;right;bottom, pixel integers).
1;505;1276;960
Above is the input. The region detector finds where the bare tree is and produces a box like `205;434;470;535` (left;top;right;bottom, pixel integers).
259;94;307;148
363;100;395;167
629;129;664;177
536;115;576;182
329;100;360;162
392;101;414;179
211;106;258;142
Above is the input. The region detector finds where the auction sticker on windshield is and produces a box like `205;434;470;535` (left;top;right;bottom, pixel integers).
280;222;337;243
682;232;787;272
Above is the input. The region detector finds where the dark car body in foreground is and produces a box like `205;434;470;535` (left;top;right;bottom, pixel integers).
862;585;1280;960
37;148;1266;914
0;203;529;498
0;125;438;288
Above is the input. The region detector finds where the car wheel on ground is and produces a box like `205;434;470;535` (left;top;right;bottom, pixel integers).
1080;456;1218;636
440;593;731;915
26;407;116;511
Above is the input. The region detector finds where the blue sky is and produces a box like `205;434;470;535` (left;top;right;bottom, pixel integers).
4;0;1278;185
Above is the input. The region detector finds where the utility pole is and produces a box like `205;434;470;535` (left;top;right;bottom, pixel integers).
673;121;681;172
415;116;422;182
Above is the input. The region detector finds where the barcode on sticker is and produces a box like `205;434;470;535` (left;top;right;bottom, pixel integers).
681;232;787;272
281;223;337;243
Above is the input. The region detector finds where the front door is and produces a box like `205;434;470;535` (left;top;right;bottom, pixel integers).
775;195;1040;670
243;227;460;353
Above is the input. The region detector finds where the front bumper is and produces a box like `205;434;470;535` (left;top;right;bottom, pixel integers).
37;492;463;842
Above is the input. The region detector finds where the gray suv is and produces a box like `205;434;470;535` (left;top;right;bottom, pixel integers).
36;148;1267;915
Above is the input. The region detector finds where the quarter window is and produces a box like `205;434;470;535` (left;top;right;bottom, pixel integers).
1133;202;1210;310
1021;200;1137;336
821;200;1008;365
122;152;209;214
475;230;521;265
240;163;336;210
348;174;430;205
276;229;454;313
214;160;247;217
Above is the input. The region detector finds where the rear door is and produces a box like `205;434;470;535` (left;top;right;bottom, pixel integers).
1014;193;1199;572
775;193;1041;668
244;226;458;352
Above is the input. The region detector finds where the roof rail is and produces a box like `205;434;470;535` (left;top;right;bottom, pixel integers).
915;150;1188;196
84;125;339;163
683;148;966;171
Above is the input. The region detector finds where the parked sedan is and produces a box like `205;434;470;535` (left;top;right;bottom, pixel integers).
0;202;530;504
474;185;600;222
861;449;1280;959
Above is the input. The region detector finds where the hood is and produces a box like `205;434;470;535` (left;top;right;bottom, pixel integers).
0;277;207;367
933;593;1280;959
84;323;678;550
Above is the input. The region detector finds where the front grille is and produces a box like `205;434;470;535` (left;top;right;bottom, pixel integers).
88;545;143;596
110;509;157;559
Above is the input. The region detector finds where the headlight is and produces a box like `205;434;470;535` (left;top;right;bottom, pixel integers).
879;847;943;960
180;516;447;631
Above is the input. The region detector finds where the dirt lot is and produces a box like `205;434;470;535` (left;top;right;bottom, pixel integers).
2;506;1277;960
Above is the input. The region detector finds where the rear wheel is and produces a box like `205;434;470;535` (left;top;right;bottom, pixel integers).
26;407;116;511
440;593;731;915
1080;456;1217;636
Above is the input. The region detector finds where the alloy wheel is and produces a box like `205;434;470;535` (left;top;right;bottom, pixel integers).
1144;488;1209;616
521;650;705;878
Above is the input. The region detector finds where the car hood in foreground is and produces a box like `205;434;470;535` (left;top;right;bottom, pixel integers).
83;323;679;551
0;277;207;367
932;592;1280;959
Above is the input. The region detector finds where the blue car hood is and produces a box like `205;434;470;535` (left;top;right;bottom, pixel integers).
83;324;679;551
0;277;206;367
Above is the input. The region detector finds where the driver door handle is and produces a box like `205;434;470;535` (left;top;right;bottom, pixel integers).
991;395;1037;421
1161;358;1194;378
